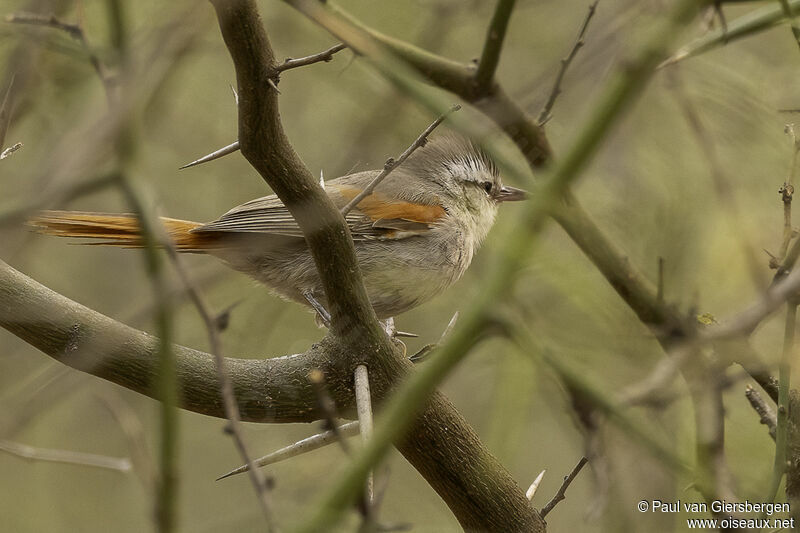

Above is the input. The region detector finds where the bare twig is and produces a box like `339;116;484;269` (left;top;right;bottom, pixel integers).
0;439;131;473
217;421;360;481
537;1;599;125
5;12;82;38
410;312;459;363
526;470;546;501
767;302;797;504
354;364;375;504
745;385;777;441
777;125;800;265
117;176;178;533
340;105;460;216
161;242;275;529
539;456;589;518
474;0;517;94
277;42;347;71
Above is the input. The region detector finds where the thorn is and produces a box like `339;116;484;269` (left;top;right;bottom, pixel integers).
179;141;240;169
267;78;281;94
526;470;546;501
229;84;238;106
214;299;243;332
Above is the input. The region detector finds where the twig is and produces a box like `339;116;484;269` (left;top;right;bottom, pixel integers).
657;256;665;304
161;243;276;529
0;142;22;160
96;391;157;487
5;12;82;38
117;176;178;533
745;385;777;441
410;311;459;363
0;439;131;473
354;365;375;504
526;470;546;501
537;1;599;125
474;0;517;94
766;302;797;504
308;369;351;455
341;104;460;216
539;456;589;518
217;421;361;481
276;43;347;71
777;125;800;264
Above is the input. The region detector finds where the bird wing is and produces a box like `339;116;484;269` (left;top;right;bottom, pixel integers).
193;179;447;241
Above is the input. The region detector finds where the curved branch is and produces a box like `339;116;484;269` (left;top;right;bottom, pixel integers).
0;258;332;423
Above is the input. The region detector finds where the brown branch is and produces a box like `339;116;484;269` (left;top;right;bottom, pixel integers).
537;0;599;126
539;456;588;518
474;0;517;94
340;104;459;216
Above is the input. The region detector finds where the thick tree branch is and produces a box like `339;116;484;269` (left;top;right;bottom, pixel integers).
474;0;517;94
0;258;334;423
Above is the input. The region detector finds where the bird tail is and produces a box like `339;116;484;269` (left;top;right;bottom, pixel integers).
28;210;213;252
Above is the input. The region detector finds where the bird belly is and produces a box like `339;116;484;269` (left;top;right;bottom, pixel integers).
208;230;472;319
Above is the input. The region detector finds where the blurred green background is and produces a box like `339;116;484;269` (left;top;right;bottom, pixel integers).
1;0;799;531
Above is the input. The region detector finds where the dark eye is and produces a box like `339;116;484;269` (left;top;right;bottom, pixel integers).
482;181;493;194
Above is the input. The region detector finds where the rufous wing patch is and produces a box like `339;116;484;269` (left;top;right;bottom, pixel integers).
335;185;446;224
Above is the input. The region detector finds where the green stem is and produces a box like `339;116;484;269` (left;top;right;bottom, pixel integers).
767;303;797;504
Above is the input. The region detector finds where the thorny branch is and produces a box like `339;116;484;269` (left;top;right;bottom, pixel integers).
537;1;599;126
162;245;275;528
539;456;589;518
340;104;460;216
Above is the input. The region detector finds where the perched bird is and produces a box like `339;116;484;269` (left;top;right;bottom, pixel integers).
30;135;526;321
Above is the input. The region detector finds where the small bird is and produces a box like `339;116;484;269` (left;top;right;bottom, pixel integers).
30;135;526;322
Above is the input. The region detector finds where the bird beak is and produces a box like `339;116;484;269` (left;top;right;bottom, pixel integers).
496;185;528;202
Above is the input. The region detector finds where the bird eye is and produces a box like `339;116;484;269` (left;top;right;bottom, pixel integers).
482;181;493;194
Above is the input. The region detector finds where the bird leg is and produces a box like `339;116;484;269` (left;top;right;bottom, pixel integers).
302;290;331;328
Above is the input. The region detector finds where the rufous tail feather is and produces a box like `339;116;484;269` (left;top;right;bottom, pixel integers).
28;211;212;252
